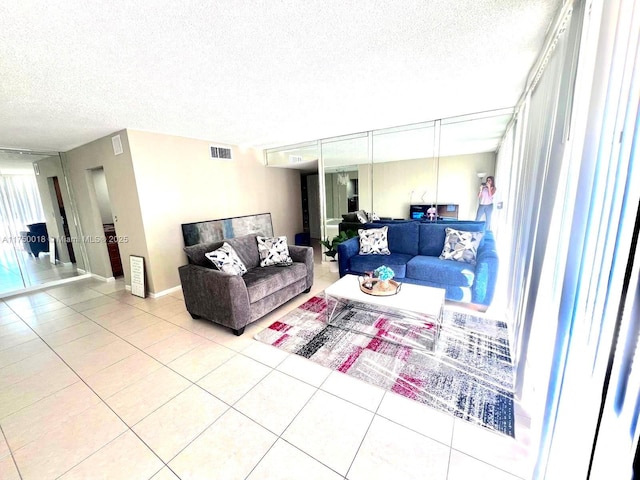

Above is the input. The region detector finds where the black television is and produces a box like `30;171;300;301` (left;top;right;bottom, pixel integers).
410;204;459;220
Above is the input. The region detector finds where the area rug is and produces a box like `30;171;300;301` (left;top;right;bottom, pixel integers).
255;295;515;437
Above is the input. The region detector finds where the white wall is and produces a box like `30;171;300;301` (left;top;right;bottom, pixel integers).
63;130;149;283
126;129;303;294
371;152;495;219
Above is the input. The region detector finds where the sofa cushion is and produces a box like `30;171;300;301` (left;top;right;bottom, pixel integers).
368;221;419;256
205;242;248;276
406;255;475;287
418;221;485;257
226;234;261;270
439;227;484;265
349;253;413;278
358;226;390;255
257;236;293;267
243;263;307;303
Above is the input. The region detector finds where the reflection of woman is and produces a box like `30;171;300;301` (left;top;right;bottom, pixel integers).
476;176;496;230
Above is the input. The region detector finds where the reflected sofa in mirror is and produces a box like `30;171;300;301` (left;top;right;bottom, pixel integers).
264;108;515;263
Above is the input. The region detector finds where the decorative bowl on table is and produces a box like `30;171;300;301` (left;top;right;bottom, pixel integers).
359;266;402;296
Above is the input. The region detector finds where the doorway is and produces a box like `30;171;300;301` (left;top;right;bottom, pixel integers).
90;168;123;277
49;176;76;263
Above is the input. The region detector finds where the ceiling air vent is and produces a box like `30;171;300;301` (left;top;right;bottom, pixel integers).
210;145;233;161
289;155;303;164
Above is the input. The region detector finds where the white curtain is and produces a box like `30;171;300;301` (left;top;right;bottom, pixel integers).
540;0;640;476
0;174;46;234
501;1;581;402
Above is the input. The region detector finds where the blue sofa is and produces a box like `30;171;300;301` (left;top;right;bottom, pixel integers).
337;220;498;307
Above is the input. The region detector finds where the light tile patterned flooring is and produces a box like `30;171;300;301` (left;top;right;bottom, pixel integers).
0;261;533;479
0;244;82;296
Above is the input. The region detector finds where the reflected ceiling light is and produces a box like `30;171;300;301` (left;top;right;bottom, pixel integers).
337;172;350;186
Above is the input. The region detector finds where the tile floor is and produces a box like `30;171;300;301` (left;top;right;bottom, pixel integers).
0;244;82;296
0;260;533;480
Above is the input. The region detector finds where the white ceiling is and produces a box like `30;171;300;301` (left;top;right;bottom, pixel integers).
0;1;562;153
0;151;56;174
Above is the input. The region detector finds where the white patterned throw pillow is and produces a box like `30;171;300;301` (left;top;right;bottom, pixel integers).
205;242;248;275
257;236;293;267
358;226;391;255
439;227;484;265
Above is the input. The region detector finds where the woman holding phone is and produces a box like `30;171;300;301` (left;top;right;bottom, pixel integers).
476;176;496;230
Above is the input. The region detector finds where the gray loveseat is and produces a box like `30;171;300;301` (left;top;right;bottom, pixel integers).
179;233;314;335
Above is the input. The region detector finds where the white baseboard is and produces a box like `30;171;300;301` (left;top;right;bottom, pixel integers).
122;284;181;298
91;273;116;283
148;285;182;298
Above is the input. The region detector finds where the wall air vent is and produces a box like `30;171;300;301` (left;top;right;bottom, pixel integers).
111;134;123;155
210;145;233;161
289;155;303;164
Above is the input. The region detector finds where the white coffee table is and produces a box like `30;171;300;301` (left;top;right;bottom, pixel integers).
324;274;445;352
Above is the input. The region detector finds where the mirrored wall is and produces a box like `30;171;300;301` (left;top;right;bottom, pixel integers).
265;108;514;245
0;149;87;295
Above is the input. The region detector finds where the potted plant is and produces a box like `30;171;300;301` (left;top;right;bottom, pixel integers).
321;230;356;271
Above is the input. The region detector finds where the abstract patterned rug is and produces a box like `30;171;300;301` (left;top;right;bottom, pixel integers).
254;295;515;437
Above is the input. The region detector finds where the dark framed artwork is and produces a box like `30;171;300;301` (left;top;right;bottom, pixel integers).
181;213;273;247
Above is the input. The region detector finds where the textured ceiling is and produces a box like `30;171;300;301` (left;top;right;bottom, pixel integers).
0;1;562;152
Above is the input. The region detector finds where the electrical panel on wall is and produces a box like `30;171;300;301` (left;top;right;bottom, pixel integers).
210;145;233;161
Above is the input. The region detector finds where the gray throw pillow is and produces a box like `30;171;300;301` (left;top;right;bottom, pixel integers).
256;236;293;267
358;226;391;255
439;227;484;265
205;242;248;275
341;213;359;222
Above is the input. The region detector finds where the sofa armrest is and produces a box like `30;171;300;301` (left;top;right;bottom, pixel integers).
337;237;360;277
178;264;251;330
472;232;499;306
288;245;314;289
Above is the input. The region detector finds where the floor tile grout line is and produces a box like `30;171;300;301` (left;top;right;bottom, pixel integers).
232;394;348;480
3;274;526;478
343;407;377;479
5;286;285;477
445;427;454;480
202;353;349;479
252;295;527;476
2;311;179;472
448;445;529;480
155;401;234;467
1;289;202;477
0;423;23;480
343;379;387;479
